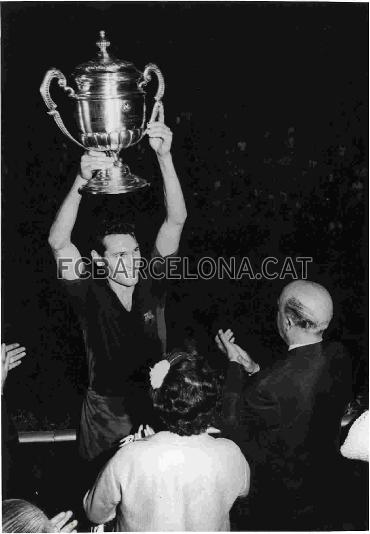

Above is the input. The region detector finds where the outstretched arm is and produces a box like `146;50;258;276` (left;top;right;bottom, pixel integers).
48;152;114;279
147;104;187;257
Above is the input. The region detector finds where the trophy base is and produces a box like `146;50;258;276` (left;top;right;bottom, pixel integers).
79;162;150;195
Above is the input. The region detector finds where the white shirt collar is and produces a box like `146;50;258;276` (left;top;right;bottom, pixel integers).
288;340;322;351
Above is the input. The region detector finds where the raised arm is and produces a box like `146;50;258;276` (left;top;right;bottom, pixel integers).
48;152;113;279
147;104;187;257
215;329;260;431
216;330;280;461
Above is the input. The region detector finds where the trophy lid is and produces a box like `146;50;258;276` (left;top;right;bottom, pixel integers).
74;31;140;75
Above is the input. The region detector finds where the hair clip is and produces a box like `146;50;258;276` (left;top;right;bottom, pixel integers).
150;359;171;389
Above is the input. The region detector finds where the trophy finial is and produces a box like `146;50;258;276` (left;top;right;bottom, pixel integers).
96;30;110;60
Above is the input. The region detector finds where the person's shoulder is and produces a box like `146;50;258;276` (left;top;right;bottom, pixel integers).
322;340;351;362
116;435;156;455
247;354;298;399
249;357;285;388
114;436;170;472
212;437;249;474
110;439;149;466
61;276;90;286
323;340;347;353
61;277;94;288
60;276;92;297
212;435;246;457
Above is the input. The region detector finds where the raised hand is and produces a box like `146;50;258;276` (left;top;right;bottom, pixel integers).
217;330;260;375
48;510;78;533
147;103;172;158
135;424;155;439
79;151;115;182
2;342;26;391
215;328;235;354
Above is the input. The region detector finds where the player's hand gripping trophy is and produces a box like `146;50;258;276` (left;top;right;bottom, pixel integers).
40;31;165;194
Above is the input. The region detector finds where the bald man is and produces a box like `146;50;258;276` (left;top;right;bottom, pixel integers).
217;280;352;530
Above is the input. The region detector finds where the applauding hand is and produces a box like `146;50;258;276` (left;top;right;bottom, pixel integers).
216;329;260;375
215;328;235;354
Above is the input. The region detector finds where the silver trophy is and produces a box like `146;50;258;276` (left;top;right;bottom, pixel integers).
40;31;165;194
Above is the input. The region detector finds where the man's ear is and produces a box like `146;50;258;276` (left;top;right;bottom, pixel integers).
285;315;294;330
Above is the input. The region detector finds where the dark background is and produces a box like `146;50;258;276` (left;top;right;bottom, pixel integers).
2;1;368;431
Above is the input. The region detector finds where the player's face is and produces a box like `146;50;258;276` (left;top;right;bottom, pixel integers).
102;234;141;286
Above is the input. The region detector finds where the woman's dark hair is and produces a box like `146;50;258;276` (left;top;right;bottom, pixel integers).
2;499;49;533
90;219;137;256
151;351;221;436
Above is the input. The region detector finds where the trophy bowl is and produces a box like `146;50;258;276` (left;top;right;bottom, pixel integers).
40;31;165;194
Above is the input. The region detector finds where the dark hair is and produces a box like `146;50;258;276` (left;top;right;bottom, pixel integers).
151;351;221;436
2;499;49;533
91;219;137;256
284;296;321;331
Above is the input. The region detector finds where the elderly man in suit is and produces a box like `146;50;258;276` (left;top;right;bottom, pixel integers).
217;280;352;530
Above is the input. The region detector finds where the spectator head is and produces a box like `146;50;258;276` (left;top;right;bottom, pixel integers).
2;499;49;533
151;351;220;436
90;219;141;287
277;280;333;346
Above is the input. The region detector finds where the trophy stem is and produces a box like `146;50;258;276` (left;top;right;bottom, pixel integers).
79;158;150;195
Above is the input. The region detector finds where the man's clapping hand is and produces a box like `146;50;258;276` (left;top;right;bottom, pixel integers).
215;328;235;354
216;329;260;375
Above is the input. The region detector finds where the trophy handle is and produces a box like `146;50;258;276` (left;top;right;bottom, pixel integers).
139;63;165;123
40;68;85;149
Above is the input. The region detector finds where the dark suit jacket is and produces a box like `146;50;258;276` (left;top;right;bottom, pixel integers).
222;341;352;528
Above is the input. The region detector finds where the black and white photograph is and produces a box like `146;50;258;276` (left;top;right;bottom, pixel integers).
1;1;368;531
